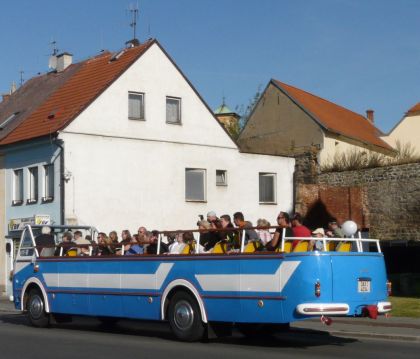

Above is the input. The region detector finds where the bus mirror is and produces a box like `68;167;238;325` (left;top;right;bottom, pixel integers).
6;243;11;253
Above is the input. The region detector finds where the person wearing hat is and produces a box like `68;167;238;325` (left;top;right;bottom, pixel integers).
311;227;326;251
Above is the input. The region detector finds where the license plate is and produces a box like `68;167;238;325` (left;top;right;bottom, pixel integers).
358;280;371;293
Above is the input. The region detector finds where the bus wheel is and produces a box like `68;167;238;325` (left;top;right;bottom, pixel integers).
27;289;50;328
168;291;205;342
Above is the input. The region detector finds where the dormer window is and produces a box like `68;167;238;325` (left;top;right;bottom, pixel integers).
166;97;181;124
128;92;145;120
0;112;19;130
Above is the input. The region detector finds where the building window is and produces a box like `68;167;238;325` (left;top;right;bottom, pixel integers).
166;97;181;124
42;164;54;202
259;173;276;204
128;92;145;120
216;170;227;186
185;168;206;201
27;167;38;204
12;169;23;205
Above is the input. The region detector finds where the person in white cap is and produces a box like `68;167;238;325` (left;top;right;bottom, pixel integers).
312;227;325;251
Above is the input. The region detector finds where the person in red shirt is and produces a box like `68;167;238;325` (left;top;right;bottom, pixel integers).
291;213;311;249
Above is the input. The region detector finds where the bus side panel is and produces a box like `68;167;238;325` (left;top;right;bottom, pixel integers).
88;261;122;317
281;254;334;322
195;258;241;322
52;261;90;315
120;260;161;320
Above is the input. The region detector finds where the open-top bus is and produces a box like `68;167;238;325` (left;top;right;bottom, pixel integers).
12;224;391;341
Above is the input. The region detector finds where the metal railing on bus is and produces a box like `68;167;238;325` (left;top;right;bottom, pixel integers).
280;228;381;253
25;225;382;258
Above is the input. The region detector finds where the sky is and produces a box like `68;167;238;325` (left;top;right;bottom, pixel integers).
0;0;419;133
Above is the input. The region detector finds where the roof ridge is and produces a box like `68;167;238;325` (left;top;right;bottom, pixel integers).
273;79;368;120
0;39;156;146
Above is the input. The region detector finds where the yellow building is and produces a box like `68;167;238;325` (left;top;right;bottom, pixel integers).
238;79;395;165
382;102;420;155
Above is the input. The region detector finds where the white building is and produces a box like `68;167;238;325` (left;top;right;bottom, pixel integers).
0;39;294;250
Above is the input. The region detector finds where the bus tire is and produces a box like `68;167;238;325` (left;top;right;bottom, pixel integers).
27;288;50;328
168;291;205;342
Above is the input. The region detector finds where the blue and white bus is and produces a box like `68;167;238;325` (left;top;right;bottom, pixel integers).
12;224;391;341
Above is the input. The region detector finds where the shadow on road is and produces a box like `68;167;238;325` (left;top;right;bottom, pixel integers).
0;312;356;348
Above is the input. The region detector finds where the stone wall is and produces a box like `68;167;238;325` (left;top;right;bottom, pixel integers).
295;154;420;241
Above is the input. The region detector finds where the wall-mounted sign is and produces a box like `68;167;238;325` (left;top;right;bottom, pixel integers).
8;215;51;231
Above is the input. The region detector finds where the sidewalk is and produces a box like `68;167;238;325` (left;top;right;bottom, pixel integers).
1;296;419;342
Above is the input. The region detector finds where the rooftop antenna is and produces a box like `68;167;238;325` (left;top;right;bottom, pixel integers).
129;3;139;40
19;70;24;86
50;39;59;56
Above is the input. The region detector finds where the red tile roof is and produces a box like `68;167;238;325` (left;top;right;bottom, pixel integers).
272;79;393;151
407;102;420;115
0;39;155;145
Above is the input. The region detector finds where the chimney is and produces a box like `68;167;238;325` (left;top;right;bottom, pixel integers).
56;52;73;72
2;94;10;102
366;109;374;123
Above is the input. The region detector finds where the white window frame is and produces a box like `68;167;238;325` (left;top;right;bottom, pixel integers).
42;164;54;203
216;169;228;186
185;168;206;202
259;172;277;204
12;169;23;205
128;92;145;120
166;96;181;124
27;166;38;204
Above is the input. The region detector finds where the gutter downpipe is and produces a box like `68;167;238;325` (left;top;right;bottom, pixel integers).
54;138;65;225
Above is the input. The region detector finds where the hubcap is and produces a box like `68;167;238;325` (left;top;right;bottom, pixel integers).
174;300;194;330
29;294;44;319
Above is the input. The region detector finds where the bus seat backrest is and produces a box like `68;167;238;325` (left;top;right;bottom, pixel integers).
180;244;191;255
66;248;78;257
336;241;352;252
293;241;310;253
244;241;262;253
282;241;293;253
213;242;226;254
326;241;336;251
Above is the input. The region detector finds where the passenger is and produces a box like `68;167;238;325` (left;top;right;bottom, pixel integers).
35;226;55;256
139;229;152;253
138;226;147;237
168;232;185;254
220;214;236;249
291;213;312;250
197;220;219;252
109;231;119;244
146;230;169;254
256;218;272;245
166;232;176;248
266;212;293;251
207;211;222;231
312;228;326;251
326;219;344;238
109;230;120;252
182;232;196;254
121;230;132;242
74;230;91;256
97;232;114;256
54;231;74;256
124;234;143;255
233;212;259;244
